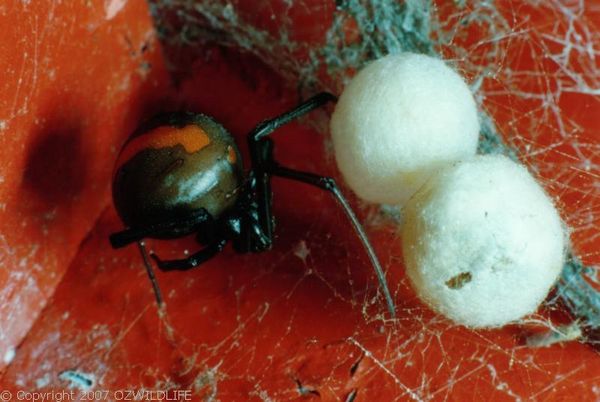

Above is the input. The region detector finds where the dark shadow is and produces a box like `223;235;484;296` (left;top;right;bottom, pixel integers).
22;112;86;206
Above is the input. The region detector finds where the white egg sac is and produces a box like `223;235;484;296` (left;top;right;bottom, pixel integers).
402;155;566;328
331;52;480;205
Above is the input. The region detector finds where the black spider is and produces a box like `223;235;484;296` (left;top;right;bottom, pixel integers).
109;93;395;316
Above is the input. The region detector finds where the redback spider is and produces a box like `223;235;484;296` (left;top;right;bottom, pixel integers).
109;93;396;317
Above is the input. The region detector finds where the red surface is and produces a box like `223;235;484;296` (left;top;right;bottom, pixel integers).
1;0;600;400
0;0;171;372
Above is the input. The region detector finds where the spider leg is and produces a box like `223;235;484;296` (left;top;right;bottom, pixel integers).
246;92;337;248
248;92;337;142
270;164;396;318
150;239;227;271
242;93;395;316
137;241;164;306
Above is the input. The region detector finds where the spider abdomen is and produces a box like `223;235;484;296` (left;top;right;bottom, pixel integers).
112;112;243;234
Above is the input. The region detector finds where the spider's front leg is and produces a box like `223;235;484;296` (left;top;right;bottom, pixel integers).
150;239;227;271
243;92;396;317
246;92;338;245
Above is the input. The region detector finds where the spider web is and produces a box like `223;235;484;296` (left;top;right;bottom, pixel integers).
4;0;599;399
150;0;600;344
105;0;597;399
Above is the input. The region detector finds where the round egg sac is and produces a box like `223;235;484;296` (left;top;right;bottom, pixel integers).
402;155;566;328
330;52;480;205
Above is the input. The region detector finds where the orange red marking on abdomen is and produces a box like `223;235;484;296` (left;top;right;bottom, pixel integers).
115;125;211;172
